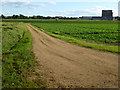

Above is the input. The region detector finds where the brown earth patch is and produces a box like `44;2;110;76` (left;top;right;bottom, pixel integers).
26;24;118;88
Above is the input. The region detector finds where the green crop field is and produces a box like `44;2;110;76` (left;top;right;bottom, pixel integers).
2;22;46;88
31;21;119;44
29;20;119;53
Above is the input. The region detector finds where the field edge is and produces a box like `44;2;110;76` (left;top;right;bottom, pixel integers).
31;24;119;54
2;23;46;88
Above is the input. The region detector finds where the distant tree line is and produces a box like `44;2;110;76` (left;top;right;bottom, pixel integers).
0;14;79;19
1;14;119;20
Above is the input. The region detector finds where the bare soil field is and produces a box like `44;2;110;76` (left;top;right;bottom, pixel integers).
26;24;118;88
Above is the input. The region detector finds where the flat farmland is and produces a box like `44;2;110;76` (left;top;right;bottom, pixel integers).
29;20;119;53
2;20;119;53
2;20;119;88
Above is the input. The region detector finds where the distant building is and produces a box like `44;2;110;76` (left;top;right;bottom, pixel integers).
80;16;102;20
102;10;113;20
92;16;102;20
80;10;114;20
81;16;92;20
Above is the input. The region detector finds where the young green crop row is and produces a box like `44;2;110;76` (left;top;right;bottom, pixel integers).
31;21;119;44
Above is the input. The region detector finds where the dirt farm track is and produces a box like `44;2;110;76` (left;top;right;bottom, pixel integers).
26;24;118;88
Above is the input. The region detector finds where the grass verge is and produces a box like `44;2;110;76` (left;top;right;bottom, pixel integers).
2;23;46;88
2;22;24;52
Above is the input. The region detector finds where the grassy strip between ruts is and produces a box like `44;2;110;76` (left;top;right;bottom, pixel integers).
2;23;46;88
32;24;119;54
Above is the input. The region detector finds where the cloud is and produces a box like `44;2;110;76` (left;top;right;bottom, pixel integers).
48;1;57;5
19;0;118;2
49;10;67;15
67;10;97;16
3;0;118;3
28;3;46;9
50;10;96;17
2;0;46;8
2;0;30;3
1;0;57;9
2;11;13;15
50;6;118;17
1;0;30;7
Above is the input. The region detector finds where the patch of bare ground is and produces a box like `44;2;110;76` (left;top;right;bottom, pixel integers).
26;24;118;88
